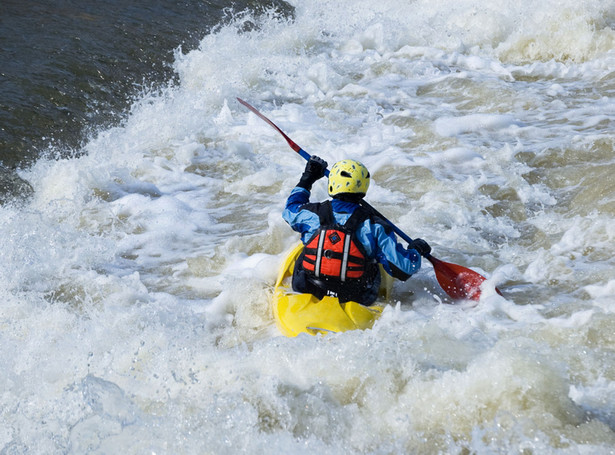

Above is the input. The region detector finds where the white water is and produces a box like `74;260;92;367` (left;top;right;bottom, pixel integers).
3;0;615;453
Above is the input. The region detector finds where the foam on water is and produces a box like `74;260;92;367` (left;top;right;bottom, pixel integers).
2;0;615;452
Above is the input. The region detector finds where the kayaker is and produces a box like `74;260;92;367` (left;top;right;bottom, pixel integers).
283;156;431;306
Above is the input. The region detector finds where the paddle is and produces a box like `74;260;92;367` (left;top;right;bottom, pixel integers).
237;97;498;301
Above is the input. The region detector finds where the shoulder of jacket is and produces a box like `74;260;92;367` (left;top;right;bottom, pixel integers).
364;212;393;235
299;201;325;214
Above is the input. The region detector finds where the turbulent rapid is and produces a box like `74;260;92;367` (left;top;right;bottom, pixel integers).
1;0;615;453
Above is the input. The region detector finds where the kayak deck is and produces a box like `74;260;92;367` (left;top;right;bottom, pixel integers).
272;243;392;337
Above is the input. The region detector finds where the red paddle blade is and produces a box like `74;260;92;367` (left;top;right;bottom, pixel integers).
427;256;498;301
236;98;302;153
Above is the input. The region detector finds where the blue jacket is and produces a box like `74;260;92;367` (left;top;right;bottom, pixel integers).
282;187;421;280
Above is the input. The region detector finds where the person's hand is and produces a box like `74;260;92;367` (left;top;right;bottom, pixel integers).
297;156;328;190
409;238;431;257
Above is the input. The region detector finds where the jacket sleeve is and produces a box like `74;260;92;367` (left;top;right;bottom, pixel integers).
358;220;422;281
282;187;320;243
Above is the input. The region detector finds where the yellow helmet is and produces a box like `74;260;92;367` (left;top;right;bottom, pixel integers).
328;159;370;197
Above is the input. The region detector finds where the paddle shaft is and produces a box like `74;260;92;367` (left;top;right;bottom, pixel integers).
237;97;492;300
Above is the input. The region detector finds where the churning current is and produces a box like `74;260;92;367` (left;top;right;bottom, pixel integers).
1;0;615;453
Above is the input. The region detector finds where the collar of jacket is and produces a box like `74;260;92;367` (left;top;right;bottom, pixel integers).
330;198;360;214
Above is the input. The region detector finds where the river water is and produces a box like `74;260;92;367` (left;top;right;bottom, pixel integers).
1;0;615;453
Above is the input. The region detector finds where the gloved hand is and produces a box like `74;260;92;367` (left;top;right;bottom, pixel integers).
409;238;431;257
297;155;328;190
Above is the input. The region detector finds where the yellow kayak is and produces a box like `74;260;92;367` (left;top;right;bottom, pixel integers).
272;243;393;337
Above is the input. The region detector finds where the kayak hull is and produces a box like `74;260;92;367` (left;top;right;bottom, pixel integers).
272;243;392;337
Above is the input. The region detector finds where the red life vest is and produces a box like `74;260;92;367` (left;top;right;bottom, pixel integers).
301;201;369;282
